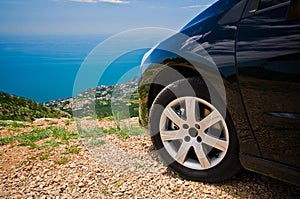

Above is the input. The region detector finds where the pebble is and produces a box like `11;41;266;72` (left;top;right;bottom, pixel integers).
0;118;299;198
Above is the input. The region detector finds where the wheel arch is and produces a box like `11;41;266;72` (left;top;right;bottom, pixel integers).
148;65;203;113
138;56;261;156
138;62;206;127
138;55;232;127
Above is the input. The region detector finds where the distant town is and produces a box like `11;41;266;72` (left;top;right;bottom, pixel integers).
44;79;139;118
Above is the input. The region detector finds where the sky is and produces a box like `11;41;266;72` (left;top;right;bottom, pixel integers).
0;0;216;35
0;0;218;102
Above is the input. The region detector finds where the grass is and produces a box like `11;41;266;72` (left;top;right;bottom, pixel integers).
0;137;14;146
0;126;78;147
100;126;145;140
0;121;9;127
38;152;51;160
17;127;53;148
115;181;123;188
134;163;143;169
62;146;81;154
54;156;68;164
102;188;109;196
39;138;61;149
0;120;26;128
68;183;75;189
10;121;27;128
64;119;71;126
0;124;81;164
102;128;130;140
86;139;106;147
78;127;104;138
52;126;78;141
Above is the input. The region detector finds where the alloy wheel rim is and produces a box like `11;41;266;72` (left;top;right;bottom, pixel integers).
159;96;229;170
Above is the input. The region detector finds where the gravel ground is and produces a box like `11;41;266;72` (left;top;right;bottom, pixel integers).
0;118;299;198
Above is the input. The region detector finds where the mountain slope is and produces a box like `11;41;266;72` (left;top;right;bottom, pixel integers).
45;79;139;119
0;92;70;121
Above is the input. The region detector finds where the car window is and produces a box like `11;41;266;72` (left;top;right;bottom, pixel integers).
258;0;289;10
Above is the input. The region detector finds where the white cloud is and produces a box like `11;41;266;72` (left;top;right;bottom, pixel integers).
149;6;165;9
182;4;211;9
70;0;130;4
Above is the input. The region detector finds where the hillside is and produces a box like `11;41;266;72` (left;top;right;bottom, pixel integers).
45;79;139;119
0;92;70;121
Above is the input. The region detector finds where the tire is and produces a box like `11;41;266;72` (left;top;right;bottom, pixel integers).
149;77;240;182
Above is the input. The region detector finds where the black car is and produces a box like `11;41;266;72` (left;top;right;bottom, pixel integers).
138;0;300;185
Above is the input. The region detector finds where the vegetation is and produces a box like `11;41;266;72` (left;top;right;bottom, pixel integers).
0;91;70;121
78;110;145;141
85;139;106;147
73;92;139;119
0;85;144;169
134;163;143;169
54;156;68;164
0;125;79;164
79;124;145;141
45;80;139;120
0;81;145;167
62;146;81;154
101;126;144;140
0;120;27;128
0;126;78;147
37;152;51;161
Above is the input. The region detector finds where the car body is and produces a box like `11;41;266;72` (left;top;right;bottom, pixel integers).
138;0;300;185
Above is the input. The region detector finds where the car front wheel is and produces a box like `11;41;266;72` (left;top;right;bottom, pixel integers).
149;77;240;182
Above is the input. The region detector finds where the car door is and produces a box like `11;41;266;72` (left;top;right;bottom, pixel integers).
236;0;300;167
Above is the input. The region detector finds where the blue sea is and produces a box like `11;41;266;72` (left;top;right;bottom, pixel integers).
0;35;151;102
